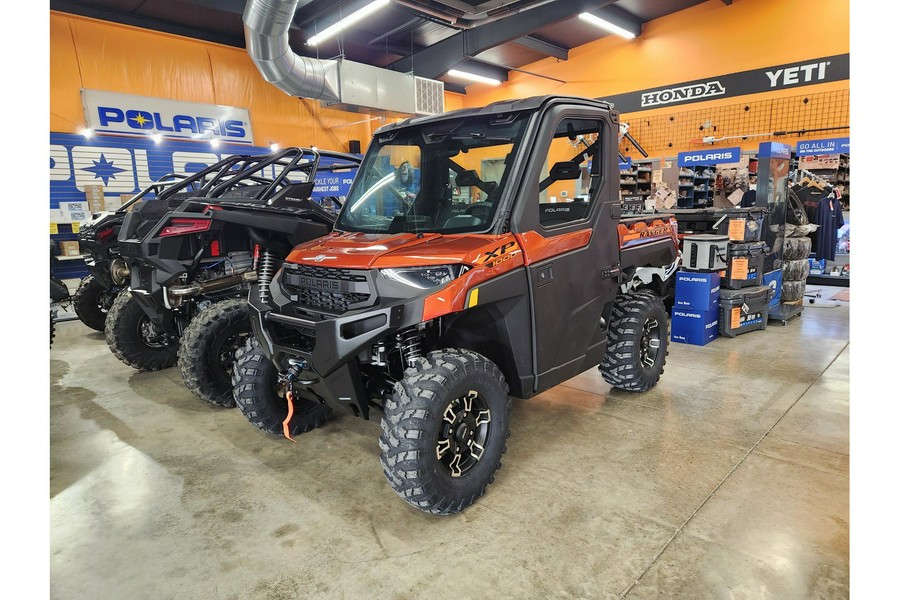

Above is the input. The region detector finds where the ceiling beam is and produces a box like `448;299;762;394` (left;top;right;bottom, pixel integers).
49;0;246;47
388;0;617;78
510;35;568;60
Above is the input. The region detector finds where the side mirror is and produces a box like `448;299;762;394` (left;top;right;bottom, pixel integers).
549;161;581;181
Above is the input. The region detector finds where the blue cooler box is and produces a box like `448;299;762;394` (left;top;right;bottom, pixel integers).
671;308;719;346
674;271;721;311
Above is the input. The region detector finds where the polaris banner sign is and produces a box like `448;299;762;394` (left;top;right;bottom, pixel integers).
82;90;254;145
678;147;740;167
795;137;850;156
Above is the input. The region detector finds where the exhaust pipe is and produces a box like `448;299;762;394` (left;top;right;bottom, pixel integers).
167;271;259;299
110;259;130;286
243;0;340;102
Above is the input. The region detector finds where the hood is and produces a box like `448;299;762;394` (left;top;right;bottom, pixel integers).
285;231;512;269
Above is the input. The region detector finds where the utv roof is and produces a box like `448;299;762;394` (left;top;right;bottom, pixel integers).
375;95;616;135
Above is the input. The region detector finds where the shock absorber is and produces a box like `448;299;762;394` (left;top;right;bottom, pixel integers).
257;248;278;305
396;328;424;368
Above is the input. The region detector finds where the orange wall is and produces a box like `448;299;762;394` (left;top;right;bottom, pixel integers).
457;0;850;156
50;11;376;152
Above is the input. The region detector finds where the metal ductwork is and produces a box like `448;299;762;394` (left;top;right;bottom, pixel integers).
243;0;444;115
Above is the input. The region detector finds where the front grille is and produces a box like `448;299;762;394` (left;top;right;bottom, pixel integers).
287;264;368;282
296;289;369;314
281;264;372;315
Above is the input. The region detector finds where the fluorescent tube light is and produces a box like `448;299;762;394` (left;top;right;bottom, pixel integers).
307;0;391;46
578;12;636;39
447;69;501;86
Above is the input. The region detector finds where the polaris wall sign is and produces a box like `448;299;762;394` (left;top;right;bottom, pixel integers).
678;147;741;167
82;90;254;144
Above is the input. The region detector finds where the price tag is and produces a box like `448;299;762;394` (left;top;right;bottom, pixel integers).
727;218;746;241
50;222;58;234
72;222;80;234
731;257;749;280
731;306;741;329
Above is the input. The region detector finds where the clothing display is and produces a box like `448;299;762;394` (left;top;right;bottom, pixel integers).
814;195;844;262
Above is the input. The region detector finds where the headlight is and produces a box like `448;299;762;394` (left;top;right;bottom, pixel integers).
381;264;464;289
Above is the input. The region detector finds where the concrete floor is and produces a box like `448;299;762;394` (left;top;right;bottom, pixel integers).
50;291;849;600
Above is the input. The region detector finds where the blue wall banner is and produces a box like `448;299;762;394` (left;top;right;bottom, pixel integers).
795;137;850;156
677;147;741;166
618;157;632;170
758;141;792;159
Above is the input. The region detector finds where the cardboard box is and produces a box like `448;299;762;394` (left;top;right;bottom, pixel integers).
674;271;720;311
59;201;91;223
59;240;81;257
85;184;105;214
101;196;123;212
671;307;719;346
49;209;64;223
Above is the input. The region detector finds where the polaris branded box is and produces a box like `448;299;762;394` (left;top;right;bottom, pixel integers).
671;307;719;346
718;285;774;337
715;207;768;242
723;241;767;289
763;269;783;309
674;271;720;311
683;234;729;272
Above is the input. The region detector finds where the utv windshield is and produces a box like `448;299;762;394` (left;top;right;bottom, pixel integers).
336;113;529;234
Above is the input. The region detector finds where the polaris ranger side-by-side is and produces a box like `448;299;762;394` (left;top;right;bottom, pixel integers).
108;148;360;407
234;96;679;515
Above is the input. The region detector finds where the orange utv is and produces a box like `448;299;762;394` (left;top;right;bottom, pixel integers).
232;95;680;514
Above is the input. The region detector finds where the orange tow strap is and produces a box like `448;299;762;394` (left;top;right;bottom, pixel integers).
283;390;297;443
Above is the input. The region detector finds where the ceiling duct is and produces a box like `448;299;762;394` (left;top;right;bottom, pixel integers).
243;0;443;116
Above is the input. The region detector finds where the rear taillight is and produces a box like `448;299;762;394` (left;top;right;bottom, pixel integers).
160;218;211;237
97;226;115;241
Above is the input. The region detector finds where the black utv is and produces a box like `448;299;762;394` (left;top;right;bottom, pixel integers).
75;173;203;331
107;147;360;407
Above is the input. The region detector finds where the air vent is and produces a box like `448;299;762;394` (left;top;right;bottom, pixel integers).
415;77;445;115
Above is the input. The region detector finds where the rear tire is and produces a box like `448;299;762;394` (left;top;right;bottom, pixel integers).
380;349;511;515
232;338;332;435
179;298;252;408
105;291;178;371
73;274;116;332
600;291;668;392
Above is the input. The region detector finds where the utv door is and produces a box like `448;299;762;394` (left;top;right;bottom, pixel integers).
511;108;621;394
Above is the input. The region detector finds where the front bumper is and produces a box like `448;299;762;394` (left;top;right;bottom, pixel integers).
248;267;429;419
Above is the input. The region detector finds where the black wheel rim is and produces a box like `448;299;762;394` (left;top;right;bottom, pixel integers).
436;391;492;477
138;317;171;349
640;317;661;369
215;331;251;376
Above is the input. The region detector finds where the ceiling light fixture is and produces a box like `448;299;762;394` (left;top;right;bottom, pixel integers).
447;69;501;86
152;133;163;144
80;128;94;139
578;12;637;40
270;143;280;152
307;0;390;47
210;138;220;148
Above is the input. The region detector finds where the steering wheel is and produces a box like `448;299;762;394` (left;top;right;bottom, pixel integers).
465;202;492;221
